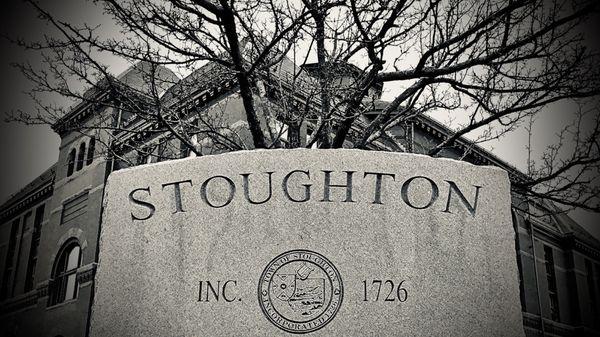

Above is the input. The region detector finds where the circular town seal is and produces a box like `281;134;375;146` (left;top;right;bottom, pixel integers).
258;250;343;334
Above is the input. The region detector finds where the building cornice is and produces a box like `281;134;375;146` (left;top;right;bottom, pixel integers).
52;90;111;136
0;183;53;223
112;78;238;151
531;222;600;260
411;116;530;185
0;166;56;223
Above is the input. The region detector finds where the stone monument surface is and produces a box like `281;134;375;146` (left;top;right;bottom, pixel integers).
90;149;524;336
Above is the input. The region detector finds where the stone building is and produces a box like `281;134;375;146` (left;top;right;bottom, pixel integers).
0;61;599;337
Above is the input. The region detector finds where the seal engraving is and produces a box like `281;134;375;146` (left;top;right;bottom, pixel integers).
258;250;343;334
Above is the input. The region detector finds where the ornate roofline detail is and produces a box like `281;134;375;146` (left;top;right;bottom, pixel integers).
411;116;530;185
574;239;600;259
0;183;53;223
52;90;111;135
532;223;600;260
112;77;239;152
0;165;56;223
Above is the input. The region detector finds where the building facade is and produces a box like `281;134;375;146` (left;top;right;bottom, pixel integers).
1;61;599;337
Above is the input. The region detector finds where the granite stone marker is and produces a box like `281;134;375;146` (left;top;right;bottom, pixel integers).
90;149;524;336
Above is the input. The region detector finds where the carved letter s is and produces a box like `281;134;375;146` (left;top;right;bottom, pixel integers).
129;187;156;221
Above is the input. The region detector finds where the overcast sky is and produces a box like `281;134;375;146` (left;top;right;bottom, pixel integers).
1;0;599;239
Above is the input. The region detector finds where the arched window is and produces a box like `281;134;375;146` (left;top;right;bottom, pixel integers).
48;241;81;306
76;142;86;171
86;137;95;165
67;149;76;177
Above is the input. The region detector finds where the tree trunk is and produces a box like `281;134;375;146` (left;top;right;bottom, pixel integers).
220;2;267;149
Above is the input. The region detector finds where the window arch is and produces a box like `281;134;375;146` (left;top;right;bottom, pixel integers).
76;143;86;171
48;240;81;306
67;149;76;177
86;137;95;165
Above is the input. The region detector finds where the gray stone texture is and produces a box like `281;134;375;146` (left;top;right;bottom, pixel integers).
90;149;524;336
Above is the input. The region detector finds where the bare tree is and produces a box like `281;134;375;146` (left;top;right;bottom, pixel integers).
5;0;600;213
